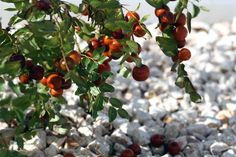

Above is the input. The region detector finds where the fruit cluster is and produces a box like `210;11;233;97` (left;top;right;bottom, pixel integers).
119;134;181;156
155;5;191;62
150;134;181;155
10;50;82;97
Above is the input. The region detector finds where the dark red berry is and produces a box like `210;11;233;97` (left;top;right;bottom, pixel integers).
150;134;165;147
167;141;181;155
127;144;141;155
120;148;135;157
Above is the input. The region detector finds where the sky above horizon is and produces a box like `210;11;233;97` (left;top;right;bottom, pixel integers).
1;0;236;27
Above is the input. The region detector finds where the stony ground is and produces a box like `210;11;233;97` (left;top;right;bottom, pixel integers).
1;18;236;157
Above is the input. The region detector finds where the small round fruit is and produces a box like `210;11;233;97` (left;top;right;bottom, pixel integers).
35;0;51;11
61;79;72;89
29;65;44;80
60;57;75;71
67;50;81;64
173;26;188;41
102;36;113;45
9;54;25;68
86;51;93;58
50;88;63;97
63;152;75;157
40;77;47;86
174;13;186;26
177;39;186;48
125;11;140;22
112;29;124;39
150;134;165;147
109;39;122;52
160;12;174;24
127;144;141;155
120;148;135;157
133;23;146;37
98;63;111;74
167;141;181;155
88;38;101;50
155;5;170;17
178;48;191;61
19;73;30;84
25;59;34;70
74;26;81;32
132;64;150;81
47;74;63;90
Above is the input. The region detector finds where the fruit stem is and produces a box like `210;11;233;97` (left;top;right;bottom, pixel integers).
54;16;70;72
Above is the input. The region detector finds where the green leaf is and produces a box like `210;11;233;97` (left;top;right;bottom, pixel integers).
187;12;192;33
184;78;195;94
93;94;104;112
99;83;115;93
156;37;178;57
67;3;80;14
126;40;139;53
177;64;187;76
110;98;123;108
145;0;167;8
192;4;200;18
108;107;117;122
16;136;24;149
175;76;185;88
190;92;202;103
118;108;130;119
12;95;31;111
90;1;120;9
119;66;131;78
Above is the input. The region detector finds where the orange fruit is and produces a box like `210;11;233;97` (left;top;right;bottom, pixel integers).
67;50;81;64
50;88;63;97
47;74;63;90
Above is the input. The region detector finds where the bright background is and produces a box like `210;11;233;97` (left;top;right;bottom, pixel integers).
1;0;236;27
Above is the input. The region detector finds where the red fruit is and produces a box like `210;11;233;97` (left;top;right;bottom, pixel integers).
150;134;165;147
178;48;191;61
167;141;181;155
47;74;63;90
29;65;44;80
120;148;135;157
74;26;81;32
127;144;141;155
35;0;51;11
86;51;93;58
160;12;174;24
50;88;63;97
155;5;170;17
19;73;30;84
125;11;140;22
133;23;146;37
63;152;75;157
112;29;124;39
98;62;111;74
60;57;75;71
177;39;186;48
40;77;47;86
132;64;150;81
9;54;25;68
174;13;186;26
102;36;113;45
61;79;72;89
109;39;122;52
25;59;34;70
67;50;81;64
173;26;188;41
88;38;101;50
